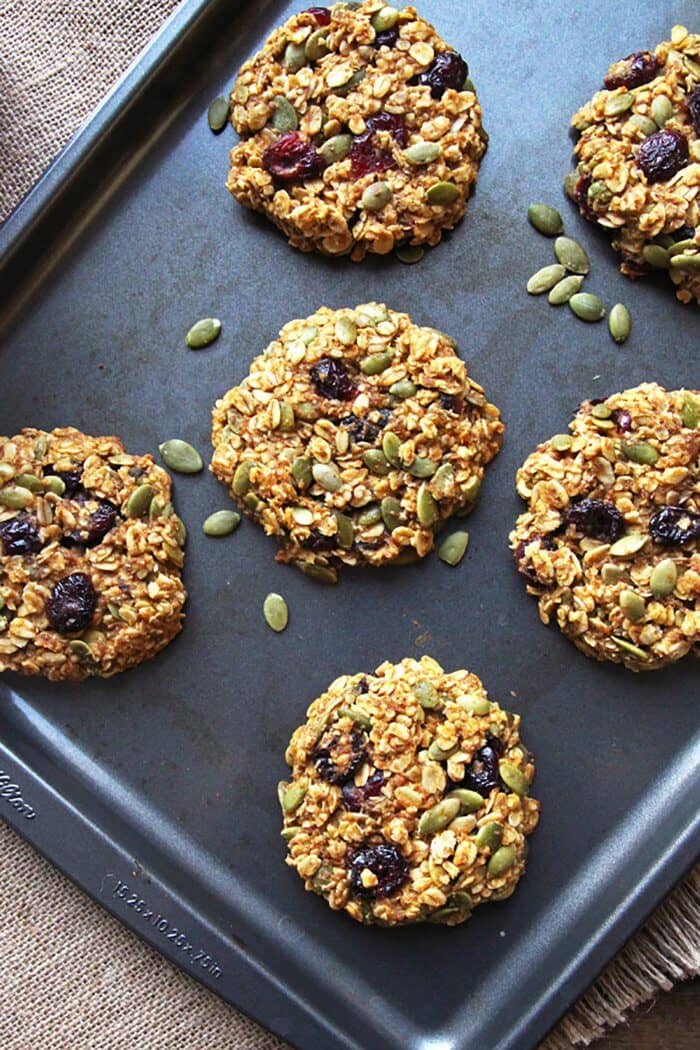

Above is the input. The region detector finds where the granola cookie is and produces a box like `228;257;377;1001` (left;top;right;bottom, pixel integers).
510;384;700;672
0;428;187;681
226;1;486;260
280;656;539;927
566;26;700;304
211;303;503;582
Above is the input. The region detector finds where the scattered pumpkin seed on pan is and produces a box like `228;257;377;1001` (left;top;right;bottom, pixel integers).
527;264;566;294
263;592;289;632
186;317;221;348
569;292;605;322
527;203;563;236
159;439;204;474
203;510;240;536
437;531;469;566
207;96;230;133
608;303;631;344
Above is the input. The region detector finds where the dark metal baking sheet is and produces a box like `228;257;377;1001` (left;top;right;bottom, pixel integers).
1;1;698;1047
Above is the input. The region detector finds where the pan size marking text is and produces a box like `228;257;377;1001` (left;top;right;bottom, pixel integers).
0;770;36;819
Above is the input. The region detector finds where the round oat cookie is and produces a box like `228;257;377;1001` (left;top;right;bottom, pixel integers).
210;303;503;582
0;428;187;682
226;1;487;260
510;383;700;672
566;25;700;304
279;656;539;927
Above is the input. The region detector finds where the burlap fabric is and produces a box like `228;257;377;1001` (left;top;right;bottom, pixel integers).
0;3;698;1047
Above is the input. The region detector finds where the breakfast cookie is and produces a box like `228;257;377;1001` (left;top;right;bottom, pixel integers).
279;656;539;927
0;428;187;681
566;25;700;304
211;303;503;582
226;1;486;260
510;384;700;671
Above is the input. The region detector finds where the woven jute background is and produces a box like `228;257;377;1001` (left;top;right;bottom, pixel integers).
0;2;698;1047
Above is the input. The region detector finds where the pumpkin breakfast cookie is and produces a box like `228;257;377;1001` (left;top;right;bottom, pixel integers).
226;1;487;259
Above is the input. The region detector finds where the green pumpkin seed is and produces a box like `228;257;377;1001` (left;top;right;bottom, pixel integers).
437;530;469;566
461;476;481;504
651;94;674;127
669;254;700;272
527;203;563;236
551;433;574;451
186;317;221;348
0;486;33;509
271;95;298;132
69;639;94;661
159;439;203;474
619;589;646;622
281;826;300;842
408;456;437;478
390;379;418;399
609;533;648;558
404;141;442;165
320;134;352;165
548;274;584;305
649;558;677;598
564;171;579;199
418;797;461;838
629;113;658;137
381;431;401;467
608;303;631;344
332;68;366;97
283;41;308;72
126;484;154;518
280;781;306;813
358;504;382;526
291;506;313;526
590;401;612;419
312;462;342;492
474;821;503;851
604;91;633;117
642;243;670;269
334;315;357;345
668;238;697;257
427;740;458;762
362;449;391;475
526;264;566;294
15;473;42;492
612;636;648;661
380;496;403;531
305;27;329;61
233;460;254;495
334;510;354;549
277;402;295;431
207;96;230;132
446;789;484;813
203;510;240;537
0;463;14;482
396;244;425;264
336;705;371;727
362;181;392;211
300;562;338;584
371;5;399;32
487;845;517;878
413;679;441;710
499;761;528;796
416;483;438;527
621;441;659;465
569;292;605;321
43;474;66;496
681;394;699;429
587;180;612;204
263;592;288;632
554;235;590;274
360;350;393;375
601;563;624;584
455;694;491;716
425;181;460;206
291;457;313;488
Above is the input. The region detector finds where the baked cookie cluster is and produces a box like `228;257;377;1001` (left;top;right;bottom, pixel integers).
511;384;699;671
280;656;539;926
0;428;186;681
567;26;700;304
226;1;486;259
211;303;503;582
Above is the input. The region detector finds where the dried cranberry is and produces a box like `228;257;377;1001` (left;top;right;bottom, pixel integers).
314;728;367;784
342;770;384;812
513;534;555;585
438;392;463;414
649;505;700;546
46;572;97;635
638;129;689;183
357;676;369;693
51;467;84;498
339;410;390;443
460;742;500;795
610;409;632;433
304;6;330;25
572;172;596;220
0;513;42;556
349;113;406;178
375;27;398;48
688;88;700;137
303;529;336;552
263;131;324;185
348;842;408;899
310;357;357;400
563;498;626;542
64;500;119;549
416;51;468;99
604;51;660;90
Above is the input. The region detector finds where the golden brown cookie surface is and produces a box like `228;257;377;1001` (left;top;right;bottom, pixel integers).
0;428;186;681
280;656;539;927
227;1;486;259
